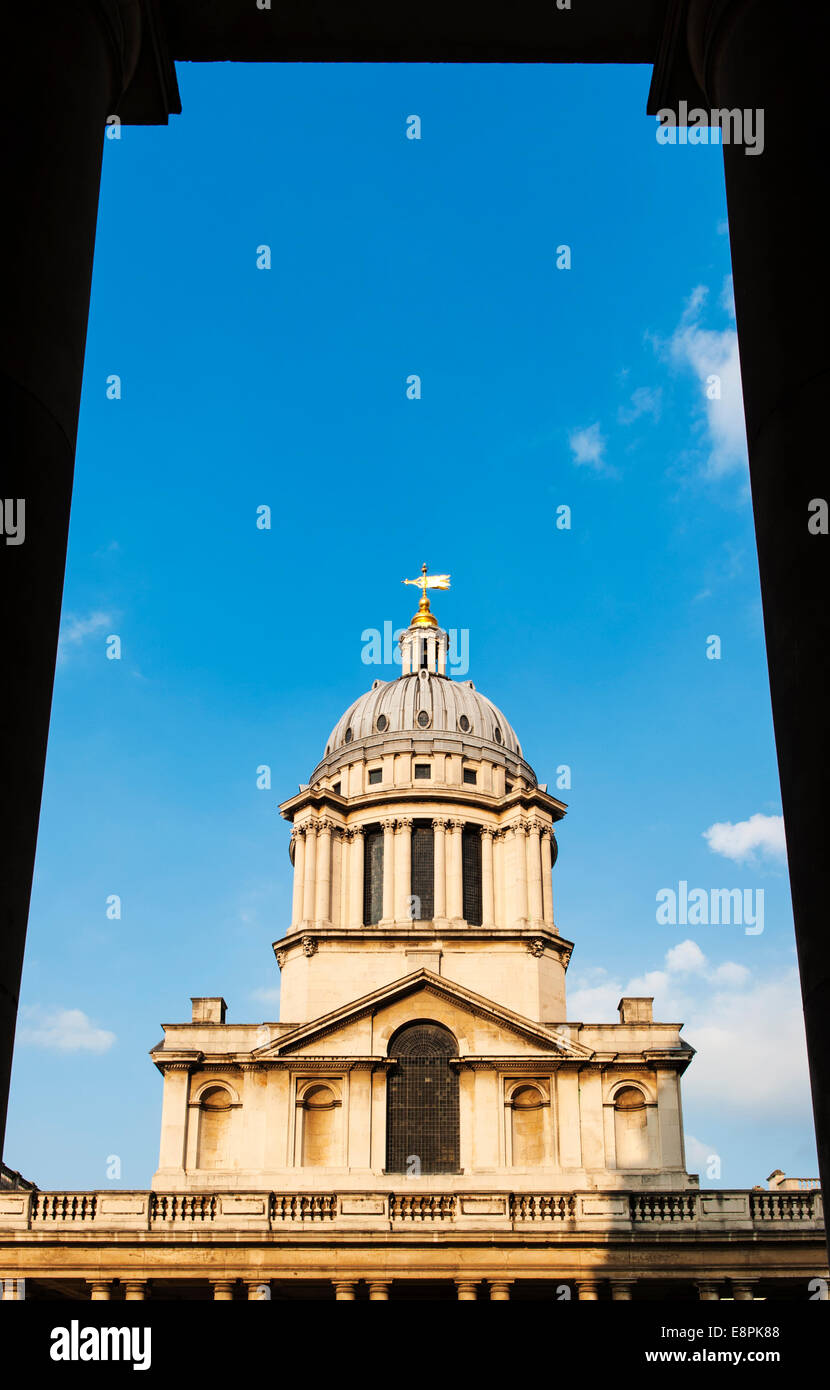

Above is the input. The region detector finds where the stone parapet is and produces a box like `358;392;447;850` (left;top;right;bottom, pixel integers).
1;1187;822;1236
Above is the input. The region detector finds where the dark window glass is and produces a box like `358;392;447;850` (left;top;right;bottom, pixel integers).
414;763;431;779
463;768;477;785
462;826;483;925
417;710;430;728
368;768;382;785
333;783;341;795
421;639;428;668
386;1023;459;1174
376;713;388;732
363;827;383;925
505;780;513;793
411;823;434;921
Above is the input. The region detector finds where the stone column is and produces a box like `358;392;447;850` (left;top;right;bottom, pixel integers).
493;830;504;928
455;1280;478;1301
432;819;447;921
447;819;464;921
368;1281;390;1301
526;819;543;923
610;1280;634;1300
394;818;413;922
212;1281;235;1301
333;1280;359;1301
349;827;364;927
511;823;529;925
87;1281;112;1300
290;828;306;929
576;1281;600;1301
540;827;554;925
123;1281;148;1301
332;828;344;927
481;827;495;926
697;1281;720;1301
488;1280;513;1301
314;818;332;924
246;1280;271;1300
303;822;317;926
731;1280;758;1300
381;819;396;923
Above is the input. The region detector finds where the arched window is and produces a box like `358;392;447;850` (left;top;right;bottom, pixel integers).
363;825;383;925
462;826;482;925
510;1085;547;1166
196;1086;233;1170
386;1022;459;1174
614;1086;649;1169
300;1084;341;1167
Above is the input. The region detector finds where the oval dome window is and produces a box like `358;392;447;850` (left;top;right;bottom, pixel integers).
376;714;388;732
417;710;430;728
459;714;470;733
493;726;503;744
344;727;353;743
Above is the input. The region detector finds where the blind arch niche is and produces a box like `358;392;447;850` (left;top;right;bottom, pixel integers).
385;1021;459;1175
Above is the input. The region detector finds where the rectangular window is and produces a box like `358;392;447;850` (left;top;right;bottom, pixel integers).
505;780;513;793
463;768;477;785
414;764;431;779
363;827;384;925
411;823;434;921
368;768;382;785
462;826;483;926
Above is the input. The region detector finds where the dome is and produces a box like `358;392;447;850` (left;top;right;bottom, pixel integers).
306;573;537;787
325;672;522;758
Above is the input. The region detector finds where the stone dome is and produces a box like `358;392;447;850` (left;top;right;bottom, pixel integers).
325;671;522;758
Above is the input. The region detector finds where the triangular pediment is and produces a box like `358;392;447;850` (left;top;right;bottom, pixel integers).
254;970;593;1060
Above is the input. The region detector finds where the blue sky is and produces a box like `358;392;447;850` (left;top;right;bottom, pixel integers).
6;61;816;1191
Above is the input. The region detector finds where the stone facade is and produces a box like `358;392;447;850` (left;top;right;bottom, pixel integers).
0;595;825;1300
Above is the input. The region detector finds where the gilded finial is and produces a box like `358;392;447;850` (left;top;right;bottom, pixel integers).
402;563;451;628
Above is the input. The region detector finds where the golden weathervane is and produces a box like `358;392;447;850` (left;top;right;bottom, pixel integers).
402;563;451;628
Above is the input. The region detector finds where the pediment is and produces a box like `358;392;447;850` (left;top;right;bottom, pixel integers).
254;970;593;1061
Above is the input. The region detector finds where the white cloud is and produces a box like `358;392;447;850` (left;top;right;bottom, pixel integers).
57;611;111;663
711;960;750;988
568;423;609;473
19;1008;115;1054
568;947;810;1121
684;970;809;1115
685;1134;718;1170
665;939;707;974
659;285;748;478
703;812;786;866
719;274;736;319
618;385;662;426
